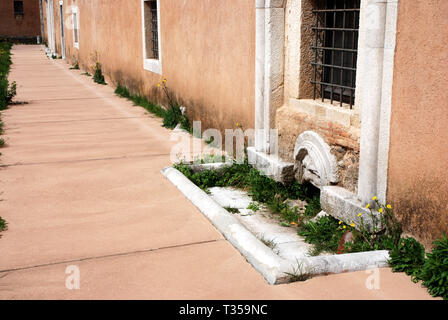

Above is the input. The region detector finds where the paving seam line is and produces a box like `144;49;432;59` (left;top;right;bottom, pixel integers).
0;239;224;275
0;153;171;168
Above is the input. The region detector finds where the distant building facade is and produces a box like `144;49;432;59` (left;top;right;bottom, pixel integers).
0;0;42;42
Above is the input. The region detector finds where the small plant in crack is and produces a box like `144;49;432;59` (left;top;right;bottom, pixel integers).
224;207;239;214
247;202;260;212
259;234;278;253
93;62;106;85
157;78;191;132
285;259;312;282
90;51;107;85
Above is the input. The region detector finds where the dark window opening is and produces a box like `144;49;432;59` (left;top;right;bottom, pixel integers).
14;1;24;17
311;0;360;108
144;0;159;60
73;12;79;43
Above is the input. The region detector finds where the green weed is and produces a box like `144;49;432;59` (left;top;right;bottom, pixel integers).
0;42;16;110
115;85;191;131
285;260;312;282
298;216;344;255
259;234;278;252
0;216;6;232
247;202;260;212
93;62;106;85
420;235;448;300
389;237;426;282
224;207;239;214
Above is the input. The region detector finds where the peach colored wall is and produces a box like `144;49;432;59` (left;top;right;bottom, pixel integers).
45;0;255;133
388;0;448;247
0;0;41;38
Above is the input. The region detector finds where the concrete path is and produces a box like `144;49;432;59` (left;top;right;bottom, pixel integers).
0;45;434;299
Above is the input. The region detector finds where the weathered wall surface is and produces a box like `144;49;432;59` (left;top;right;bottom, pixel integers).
44;0;255;134
276;103;360;192
387;0;448;247
0;0;41;38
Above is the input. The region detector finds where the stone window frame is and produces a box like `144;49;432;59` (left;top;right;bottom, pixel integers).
141;0;162;75
72;6;79;49
253;0;399;204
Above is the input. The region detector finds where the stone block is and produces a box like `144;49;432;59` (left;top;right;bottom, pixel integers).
321;186;382;232
247;147;295;183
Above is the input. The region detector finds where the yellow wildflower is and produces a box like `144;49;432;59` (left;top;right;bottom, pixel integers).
379;208;383;213
357;213;362;217
350;222;355;227
372;196;377;201
366;203;370;209
338;221;342;225
157;83;161;87
343;225;346;229
387;204;392;209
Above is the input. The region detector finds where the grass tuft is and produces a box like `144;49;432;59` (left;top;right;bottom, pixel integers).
115;85;191;131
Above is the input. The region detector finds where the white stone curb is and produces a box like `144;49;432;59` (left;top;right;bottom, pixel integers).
161;166;390;285
162;166;292;284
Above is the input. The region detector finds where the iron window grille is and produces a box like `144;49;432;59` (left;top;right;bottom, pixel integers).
311;0;360;108
149;0;159;60
14;1;24;17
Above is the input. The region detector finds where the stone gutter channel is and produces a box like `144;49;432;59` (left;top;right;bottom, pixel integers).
162;163;390;285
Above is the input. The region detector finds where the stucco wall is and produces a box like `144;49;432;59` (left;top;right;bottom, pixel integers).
0;0;41;38
387;0;448;247
44;0;255;134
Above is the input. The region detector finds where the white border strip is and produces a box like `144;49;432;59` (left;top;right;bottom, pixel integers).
162;166;390;284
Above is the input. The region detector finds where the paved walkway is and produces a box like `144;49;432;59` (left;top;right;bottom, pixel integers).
0;45;433;299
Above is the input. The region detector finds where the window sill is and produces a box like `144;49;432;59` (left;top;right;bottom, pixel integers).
74;42;79;49
143;58;162;75
288;98;360;128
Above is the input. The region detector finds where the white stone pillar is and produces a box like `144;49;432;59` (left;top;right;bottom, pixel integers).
255;0;285;154
255;2;266;152
357;0;387;203
376;0;399;204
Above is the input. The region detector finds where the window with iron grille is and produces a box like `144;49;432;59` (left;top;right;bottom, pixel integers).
14;0;24;17
144;0;159;60
73;12;79;45
311;0;360;108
